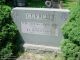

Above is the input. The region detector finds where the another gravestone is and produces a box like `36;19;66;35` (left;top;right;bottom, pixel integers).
13;0;26;7
11;7;69;50
45;0;60;8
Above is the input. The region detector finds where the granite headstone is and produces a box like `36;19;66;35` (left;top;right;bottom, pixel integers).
11;7;69;48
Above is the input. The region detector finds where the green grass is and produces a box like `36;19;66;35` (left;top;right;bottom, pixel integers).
63;0;77;10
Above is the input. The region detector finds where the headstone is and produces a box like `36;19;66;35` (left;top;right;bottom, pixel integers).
11;7;69;49
13;0;26;7
45;0;60;8
45;0;52;8
51;0;60;8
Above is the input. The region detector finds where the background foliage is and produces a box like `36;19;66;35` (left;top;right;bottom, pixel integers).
0;0;24;60
0;0;79;60
61;0;80;60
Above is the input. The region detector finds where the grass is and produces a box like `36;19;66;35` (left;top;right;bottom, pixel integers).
63;0;77;10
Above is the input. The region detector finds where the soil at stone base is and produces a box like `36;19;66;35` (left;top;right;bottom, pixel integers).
16;52;65;60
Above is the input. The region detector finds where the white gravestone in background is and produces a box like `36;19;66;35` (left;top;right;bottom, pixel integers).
11;7;69;49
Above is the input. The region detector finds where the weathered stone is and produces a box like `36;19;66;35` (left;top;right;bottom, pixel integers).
11;7;69;50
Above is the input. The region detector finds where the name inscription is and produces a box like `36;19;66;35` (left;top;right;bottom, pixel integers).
26;13;52;20
21;13;57;36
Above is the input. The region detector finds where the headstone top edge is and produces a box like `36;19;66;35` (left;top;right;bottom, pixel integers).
12;7;70;12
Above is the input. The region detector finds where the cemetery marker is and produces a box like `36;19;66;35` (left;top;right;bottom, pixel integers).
11;7;69;50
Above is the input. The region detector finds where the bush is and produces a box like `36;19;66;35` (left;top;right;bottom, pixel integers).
0;43;13;60
61;0;80;60
0;0;5;4
61;39;80;60
0;5;15;60
0;1;23;60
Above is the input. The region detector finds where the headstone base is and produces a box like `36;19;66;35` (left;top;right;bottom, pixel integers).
23;43;60;53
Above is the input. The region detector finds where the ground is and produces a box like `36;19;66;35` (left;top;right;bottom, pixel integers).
17;52;65;60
